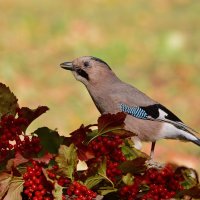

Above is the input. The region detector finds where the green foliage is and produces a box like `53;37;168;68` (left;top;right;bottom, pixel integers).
55;144;78;181
34;127;64;155
122;173;134;185
52;182;64;200
84;174;104;189
97;158;114;188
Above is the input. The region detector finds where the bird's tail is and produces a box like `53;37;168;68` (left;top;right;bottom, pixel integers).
178;126;200;146
147;116;200;146
176;124;200;146
192;138;200;146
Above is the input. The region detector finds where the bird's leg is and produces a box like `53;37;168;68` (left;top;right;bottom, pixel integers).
150;141;156;159
146;141;164;169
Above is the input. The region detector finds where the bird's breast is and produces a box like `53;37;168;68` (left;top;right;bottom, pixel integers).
88;89;121;114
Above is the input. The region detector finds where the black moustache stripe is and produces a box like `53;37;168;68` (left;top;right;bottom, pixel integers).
76;69;89;80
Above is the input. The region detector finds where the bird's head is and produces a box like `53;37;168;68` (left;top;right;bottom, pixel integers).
60;56;113;86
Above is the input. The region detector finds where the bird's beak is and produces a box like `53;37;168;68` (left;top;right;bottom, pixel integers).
60;62;73;71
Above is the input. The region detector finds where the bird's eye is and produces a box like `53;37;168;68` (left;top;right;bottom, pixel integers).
84;61;89;67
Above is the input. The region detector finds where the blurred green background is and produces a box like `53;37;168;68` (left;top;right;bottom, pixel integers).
0;0;199;171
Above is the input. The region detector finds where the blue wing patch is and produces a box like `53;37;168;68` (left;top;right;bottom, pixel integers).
119;103;148;119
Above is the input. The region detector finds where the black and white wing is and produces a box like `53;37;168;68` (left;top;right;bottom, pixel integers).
119;103;198;134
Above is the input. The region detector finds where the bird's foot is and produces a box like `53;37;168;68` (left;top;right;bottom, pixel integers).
145;159;165;169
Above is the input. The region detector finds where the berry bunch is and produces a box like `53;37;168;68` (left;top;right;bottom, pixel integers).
106;160;123;182
66;181;97;200
88;135;125;160
20;136;42;157
23;160;53;200
119;177;140;200
119;164;184;200
88;135;126;182
46;165;58;180
47;165;70;187
0;113;41;162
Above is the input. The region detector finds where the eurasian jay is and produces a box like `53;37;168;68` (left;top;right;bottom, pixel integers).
60;56;200;158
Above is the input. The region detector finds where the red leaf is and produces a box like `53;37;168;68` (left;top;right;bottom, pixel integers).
77;144;95;161
6;152;53;171
177;185;200;199
119;157;147;174
6;153;28;171
32;153;54;164
18;106;49;131
70;124;93;147
69;124;95;161
98;112;126;133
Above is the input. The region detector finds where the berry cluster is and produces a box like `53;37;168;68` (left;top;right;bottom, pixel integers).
0;113;41;162
21;136;42;157
106;160;123;182
88;135;126;182
23;160;53;200
47;165;70;187
119;164;184;200
66;181;97;200
119;177;140;200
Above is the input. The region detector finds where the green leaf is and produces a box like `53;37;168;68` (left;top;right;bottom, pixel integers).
175;166;199;190
0;83;18;118
122;173;134;185
55;144;78;180
0;172;13;199
140;184;150;192
121;145;139;160
16;167;27;175
84;174;104;189
34;127;64;155
98;158;114;188
98;187;118;196
52;182;63;200
182;168;198;189
85;129;99;143
3;176;24;200
122;139;149;160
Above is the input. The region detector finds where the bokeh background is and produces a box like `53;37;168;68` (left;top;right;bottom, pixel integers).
0;0;200;172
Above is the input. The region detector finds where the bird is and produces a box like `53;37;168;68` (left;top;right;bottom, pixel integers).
60;56;200;159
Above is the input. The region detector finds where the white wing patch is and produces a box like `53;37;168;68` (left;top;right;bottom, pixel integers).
157;108;168;119
159;123;198;142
